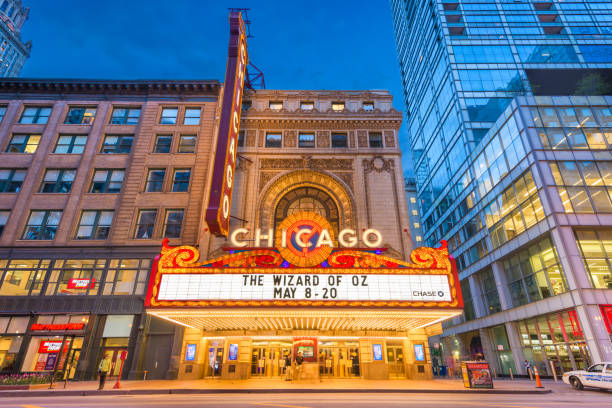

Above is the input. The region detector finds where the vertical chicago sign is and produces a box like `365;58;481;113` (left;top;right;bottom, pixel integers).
205;11;249;236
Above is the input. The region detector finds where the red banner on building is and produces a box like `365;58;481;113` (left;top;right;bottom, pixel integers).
38;341;63;354
205;11;249;236
67;278;96;289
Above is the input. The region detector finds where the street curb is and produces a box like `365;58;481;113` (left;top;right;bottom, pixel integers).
0;388;553;397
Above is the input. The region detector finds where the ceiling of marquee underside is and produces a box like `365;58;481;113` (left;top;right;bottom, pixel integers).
147;309;462;332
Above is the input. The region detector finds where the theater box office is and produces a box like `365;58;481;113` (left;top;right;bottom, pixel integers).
145;212;464;381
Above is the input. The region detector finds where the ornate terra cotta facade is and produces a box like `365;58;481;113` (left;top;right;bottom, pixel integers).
145;90;464;382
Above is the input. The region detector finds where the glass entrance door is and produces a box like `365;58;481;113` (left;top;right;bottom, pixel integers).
387;346;406;379
206;346;223;377
318;341;360;378
251;341;292;377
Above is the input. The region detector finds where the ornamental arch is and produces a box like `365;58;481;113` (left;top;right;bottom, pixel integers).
257;170;355;233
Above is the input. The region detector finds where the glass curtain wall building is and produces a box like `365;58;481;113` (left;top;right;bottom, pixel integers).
391;0;612;376
0;1;30;77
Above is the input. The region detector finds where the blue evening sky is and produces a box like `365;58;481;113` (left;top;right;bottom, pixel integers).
20;1;412;173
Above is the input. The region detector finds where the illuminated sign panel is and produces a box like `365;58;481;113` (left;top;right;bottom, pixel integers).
67;278;96;289
205;11;249;236
30;323;85;331
38;341;63;354
157;273;452;302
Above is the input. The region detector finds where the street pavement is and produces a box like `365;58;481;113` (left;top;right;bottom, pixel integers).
0;388;611;408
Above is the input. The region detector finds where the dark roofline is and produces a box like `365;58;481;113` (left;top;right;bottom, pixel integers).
0;78;220;95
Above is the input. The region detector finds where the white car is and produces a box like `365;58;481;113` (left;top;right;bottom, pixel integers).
562;362;612;390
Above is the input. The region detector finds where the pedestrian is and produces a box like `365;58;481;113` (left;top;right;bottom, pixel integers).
98;353;112;390
284;352;292;381
295;351;304;380
523;359;531;376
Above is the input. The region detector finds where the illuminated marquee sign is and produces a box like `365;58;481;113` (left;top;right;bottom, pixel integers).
205;11;249;237
146;212;463;309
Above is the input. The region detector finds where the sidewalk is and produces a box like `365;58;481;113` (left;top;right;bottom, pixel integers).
0;378;557;397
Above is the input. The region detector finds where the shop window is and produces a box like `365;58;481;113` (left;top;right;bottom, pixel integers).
39;169;76;193
102;315;134;338
19;106;52;124
64;107;96;125
100;135;133;154
134;210;157;239
110;107;141;125
171;169;191;192
0;336;23;371
45;259;104;296
89;169;125;193
368;132;383;148
53;135;87;154
103;259;150;295
154;135;172;153
163;209;184;238
145;169;165;192
159;107;178;125
22;211;62;240
5;134;40;153
183;107;201;125
298;133;315;148
75;210;114;240
265;133;282;148
178;135;196;153
0;260;48;296
331;133;348;148
0;169;26;192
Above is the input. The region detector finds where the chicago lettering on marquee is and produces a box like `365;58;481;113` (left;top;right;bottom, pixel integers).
205;11;249;236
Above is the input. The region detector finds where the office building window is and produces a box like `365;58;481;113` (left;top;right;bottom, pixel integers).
110;107;141;125
163;209;184;238
154;135;172;153
89;169;125;193
22;210;62;240
551;161;612;213
54;135;87;154
45;260;103;296
76;210;114;240
160;107;178;124
145;169;165;192
460;279;475;321
331;101;345;111
172;169;191;192
39;169;76;193
242;100;252;111
416;236;422;242
19;106;52;124
369;132;383;147
265;133;282;148
134;210;157;239
178;135;196;153
238;131;245;147
64;107;96;124
183;107;201;125
363;102;374;111
0;259;48;296
300;101;314;110
5;134;40;153
479;268;501;314
502;237;567;307
0;106;6;123
0;169;26;192
269;101;283;110
102;258;150;295
298;133;315;148
0;210;8;236
331;133;348;148
101;135;133;154
575;230;612;289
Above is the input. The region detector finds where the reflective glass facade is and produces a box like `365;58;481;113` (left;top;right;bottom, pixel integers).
391;0;612;373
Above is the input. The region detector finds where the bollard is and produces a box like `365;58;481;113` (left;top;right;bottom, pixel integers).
528;367;533;381
533;366;544;388
549;361;558;382
509;367;514;380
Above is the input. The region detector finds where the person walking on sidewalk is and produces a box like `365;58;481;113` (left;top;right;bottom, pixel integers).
98;353;112;390
284;352;292;381
295;351;304;380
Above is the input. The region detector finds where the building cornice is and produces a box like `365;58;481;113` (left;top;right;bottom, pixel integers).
0;79;220;95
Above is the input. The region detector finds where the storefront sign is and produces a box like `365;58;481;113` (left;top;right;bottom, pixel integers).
228;344;238;361
185;344;196;361
372;344;383;361
205;11;249;237
157;272;452;303
30;323;85;331
44;353;58;371
38;341;63;353
67;278;96;289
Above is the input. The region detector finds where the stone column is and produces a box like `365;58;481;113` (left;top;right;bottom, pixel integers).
505;322;527;375
468;274;487;318
491;261;512;310
479;328;500;375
